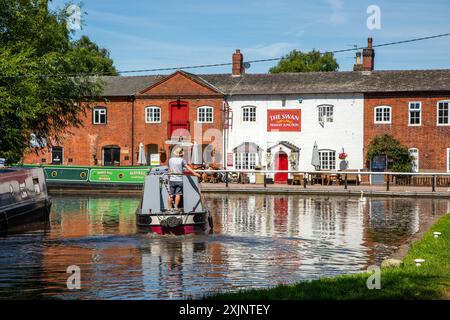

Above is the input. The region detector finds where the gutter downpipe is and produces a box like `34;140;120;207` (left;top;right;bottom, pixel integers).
131;95;136;166
223;99;229;172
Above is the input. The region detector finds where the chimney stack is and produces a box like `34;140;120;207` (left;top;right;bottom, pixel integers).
362;37;375;71
353;37;375;72
232;49;244;76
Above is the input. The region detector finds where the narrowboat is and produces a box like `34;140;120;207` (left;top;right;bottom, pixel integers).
0;167;52;232
136;166;213;235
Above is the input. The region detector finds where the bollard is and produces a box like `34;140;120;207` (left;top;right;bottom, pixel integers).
432;175;436;192
386;174;390;191
225;172;229;188
344;174;348;190
264;173;267;188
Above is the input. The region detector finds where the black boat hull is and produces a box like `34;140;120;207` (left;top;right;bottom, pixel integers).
0;198;51;232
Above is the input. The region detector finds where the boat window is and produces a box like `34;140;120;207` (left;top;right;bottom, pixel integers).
19;182;28;199
33;178;41;194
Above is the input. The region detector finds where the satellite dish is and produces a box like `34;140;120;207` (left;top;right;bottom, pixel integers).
243;62;251;69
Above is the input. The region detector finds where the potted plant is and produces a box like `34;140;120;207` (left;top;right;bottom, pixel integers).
338;149;348;160
338;149;348;170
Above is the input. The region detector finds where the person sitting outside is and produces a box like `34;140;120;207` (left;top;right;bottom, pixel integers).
168;147;201;211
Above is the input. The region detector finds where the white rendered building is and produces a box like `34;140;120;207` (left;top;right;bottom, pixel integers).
224;93;364;182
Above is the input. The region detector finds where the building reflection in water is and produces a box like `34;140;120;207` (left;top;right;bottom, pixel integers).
0;194;449;299
40;196;144;299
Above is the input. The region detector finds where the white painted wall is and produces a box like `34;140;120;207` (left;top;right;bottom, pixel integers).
224;93;364;178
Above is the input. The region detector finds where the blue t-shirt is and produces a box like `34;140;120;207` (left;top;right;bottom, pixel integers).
169;157;187;182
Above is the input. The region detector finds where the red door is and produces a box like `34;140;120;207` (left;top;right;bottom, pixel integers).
169;101;189;139
274;153;288;184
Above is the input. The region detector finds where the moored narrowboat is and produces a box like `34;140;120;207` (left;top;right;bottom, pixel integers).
0;168;52;232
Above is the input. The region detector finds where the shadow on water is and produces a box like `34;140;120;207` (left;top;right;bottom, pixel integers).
0;194;448;299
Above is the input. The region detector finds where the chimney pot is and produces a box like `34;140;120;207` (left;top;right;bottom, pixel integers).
356;52;361;65
353;52;363;71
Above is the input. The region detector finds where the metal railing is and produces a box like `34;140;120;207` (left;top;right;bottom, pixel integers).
192;169;450;192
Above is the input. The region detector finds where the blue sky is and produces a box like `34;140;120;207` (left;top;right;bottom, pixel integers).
51;0;450;74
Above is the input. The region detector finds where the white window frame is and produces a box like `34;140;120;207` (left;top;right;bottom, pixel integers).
197;106;214;123
234;152;257;170
242;106;256;122
93;107;107;125
408;148;419;173
408;102;422;126
145;106;161;123
318;104;334;124
447;148;450;172
437;101;450;126
374;106;392;124
318;149;336;170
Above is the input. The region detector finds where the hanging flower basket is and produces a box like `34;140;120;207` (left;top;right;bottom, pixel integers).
338;152;348;160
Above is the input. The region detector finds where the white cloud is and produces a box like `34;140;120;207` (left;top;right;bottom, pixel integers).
326;0;344;10
244;42;298;58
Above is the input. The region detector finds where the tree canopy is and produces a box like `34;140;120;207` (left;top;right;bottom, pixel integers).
0;1;117;164
269;50;339;73
366;134;413;172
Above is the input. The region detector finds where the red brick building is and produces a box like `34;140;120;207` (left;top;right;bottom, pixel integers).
354;39;450;173
24;71;225;166
364;91;450;172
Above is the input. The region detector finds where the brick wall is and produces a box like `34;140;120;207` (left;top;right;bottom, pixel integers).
364;93;450;172
24;97;133;166
133;97;224;164
23;72;225;167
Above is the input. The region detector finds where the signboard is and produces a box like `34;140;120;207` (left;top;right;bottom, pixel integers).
371;155;387;171
227;153;234;167
89;168;147;183
150;154;160;166
267;109;301;132
370;154;387;185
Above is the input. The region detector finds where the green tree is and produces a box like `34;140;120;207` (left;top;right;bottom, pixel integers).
366;134;413;172
269;50;339;73
68;35;118;76
0;1;116;164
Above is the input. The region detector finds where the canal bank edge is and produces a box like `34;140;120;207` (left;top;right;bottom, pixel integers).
47;184;450;199
205;213;450;300
20;165;450;198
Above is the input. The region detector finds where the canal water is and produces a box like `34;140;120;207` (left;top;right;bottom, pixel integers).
0;194;448;299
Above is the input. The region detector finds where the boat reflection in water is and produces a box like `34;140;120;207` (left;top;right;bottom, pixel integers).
0;194;448;299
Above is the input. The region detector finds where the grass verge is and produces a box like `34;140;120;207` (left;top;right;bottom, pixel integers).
206;214;450;300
